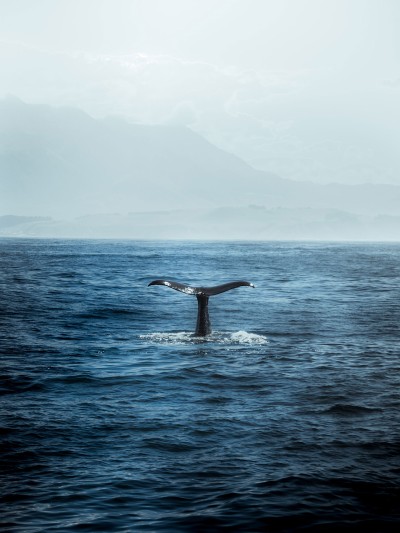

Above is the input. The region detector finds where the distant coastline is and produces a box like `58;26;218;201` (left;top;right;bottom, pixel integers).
1;209;400;242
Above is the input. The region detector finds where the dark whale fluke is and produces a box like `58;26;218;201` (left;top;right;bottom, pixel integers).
148;280;255;336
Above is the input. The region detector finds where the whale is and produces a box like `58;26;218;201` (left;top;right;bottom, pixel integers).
148;280;255;336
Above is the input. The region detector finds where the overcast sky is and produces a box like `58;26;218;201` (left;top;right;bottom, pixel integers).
1;0;399;185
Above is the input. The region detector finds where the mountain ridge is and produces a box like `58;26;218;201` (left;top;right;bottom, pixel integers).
1;97;399;223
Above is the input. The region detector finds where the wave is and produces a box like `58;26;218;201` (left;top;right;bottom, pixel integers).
139;330;268;345
323;404;383;415
0;375;46;395
77;308;146;319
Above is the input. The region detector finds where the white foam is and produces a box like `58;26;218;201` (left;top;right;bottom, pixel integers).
139;331;268;346
229;330;269;345
139;332;194;344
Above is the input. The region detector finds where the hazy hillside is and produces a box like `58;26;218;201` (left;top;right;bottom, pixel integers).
1;98;400;223
1;209;400;241
0;97;282;217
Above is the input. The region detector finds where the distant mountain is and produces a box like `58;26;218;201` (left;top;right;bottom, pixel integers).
0;97;279;217
1;209;400;241
1;97;400;221
0;214;51;230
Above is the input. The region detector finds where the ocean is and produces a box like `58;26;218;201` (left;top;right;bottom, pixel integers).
1;239;400;532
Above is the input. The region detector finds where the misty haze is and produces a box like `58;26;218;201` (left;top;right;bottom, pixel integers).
1;0;399;241
1;96;400;240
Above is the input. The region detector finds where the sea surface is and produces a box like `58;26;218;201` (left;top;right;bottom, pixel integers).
1;239;400;532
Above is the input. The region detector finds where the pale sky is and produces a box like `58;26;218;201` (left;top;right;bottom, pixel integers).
1;0;399;184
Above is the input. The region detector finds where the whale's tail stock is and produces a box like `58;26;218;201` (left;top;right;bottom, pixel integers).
148;280;255;336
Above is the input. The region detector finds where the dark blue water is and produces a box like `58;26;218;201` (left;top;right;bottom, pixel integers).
1;239;400;532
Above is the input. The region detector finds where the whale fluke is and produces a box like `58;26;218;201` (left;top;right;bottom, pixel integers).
148;280;255;336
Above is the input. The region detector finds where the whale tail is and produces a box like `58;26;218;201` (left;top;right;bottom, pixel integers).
148;280;255;336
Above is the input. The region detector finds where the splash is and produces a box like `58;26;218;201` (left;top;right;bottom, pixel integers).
229;330;269;345
139;330;268;345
